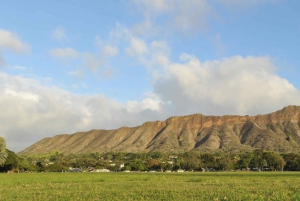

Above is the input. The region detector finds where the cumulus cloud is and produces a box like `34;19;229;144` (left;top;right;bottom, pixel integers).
0;72;163;152
167;0;212;33
51;26;68;41
0;29;31;53
0;29;31;67
218;0;280;7
211;34;226;55
12;65;27;70
49;47;103;74
103;45;118;57
126;37;148;56
2;53;300;152
132;0;213;34
131;0;282;35
95;36;119;57
0;52;5;67
153;54;300;115
68;70;85;79
49;36;119;77
83;53;101;72
131;19;159;36
49;47;79;59
134;0;171;14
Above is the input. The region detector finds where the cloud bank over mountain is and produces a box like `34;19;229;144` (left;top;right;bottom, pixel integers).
0;0;299;152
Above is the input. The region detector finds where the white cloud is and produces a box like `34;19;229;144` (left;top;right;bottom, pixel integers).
127;94;162;113
0;29;31;67
167;0;212;33
131;0;281;35
0;72;164;152
49;47;79;59
51;26;67;41
95;36;119;57
72;83;89;90
132;0;213;34
49;47;101;74
218;0;280;7
4;88;40;102
93;22;300;118
2;54;300;153
131;19;159;36
126;37;148;56
133;0;170;15
211;34;226;55
0;29;31;53
103;45;118;57
153;54;300;115
12;65;27;70
83;53;100;72
68;70;85;79
0;52;5;67
49;37;118;76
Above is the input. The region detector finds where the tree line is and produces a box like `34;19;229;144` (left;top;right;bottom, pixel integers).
1;136;300;172
1;148;300;172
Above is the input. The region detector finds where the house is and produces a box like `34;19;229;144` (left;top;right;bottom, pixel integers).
252;168;260;172
69;168;82;172
96;169;110;172
169;155;178;159
205;168;216;172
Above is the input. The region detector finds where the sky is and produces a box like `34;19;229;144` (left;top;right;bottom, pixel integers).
1;0;300;152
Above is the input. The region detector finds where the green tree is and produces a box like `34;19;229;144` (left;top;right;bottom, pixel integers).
200;153;216;168
18;156;36;172
42;164;68;172
129;159;147;171
283;153;300;171
147;159;160;170
237;152;252;169
183;152;202;171
0;149;19;172
250;149;264;170
263;152;285;171
163;163;173;171
72;158;98;169
0;137;7;165
219;154;235;171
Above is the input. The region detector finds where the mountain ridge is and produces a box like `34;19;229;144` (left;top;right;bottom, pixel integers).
19;105;300;155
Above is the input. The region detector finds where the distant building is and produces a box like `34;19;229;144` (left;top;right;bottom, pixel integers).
96;169;110;172
169;155;178;159
69;168;82;172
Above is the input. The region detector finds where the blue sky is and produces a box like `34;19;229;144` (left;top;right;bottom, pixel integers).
0;0;300;152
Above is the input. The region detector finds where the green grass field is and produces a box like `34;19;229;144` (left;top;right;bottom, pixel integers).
0;172;300;201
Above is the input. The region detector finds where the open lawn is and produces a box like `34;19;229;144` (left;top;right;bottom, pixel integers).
0;172;300;200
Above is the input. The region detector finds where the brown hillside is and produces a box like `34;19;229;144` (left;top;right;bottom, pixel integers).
19;105;300;155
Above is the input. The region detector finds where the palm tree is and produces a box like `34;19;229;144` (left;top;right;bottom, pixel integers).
0;137;7;165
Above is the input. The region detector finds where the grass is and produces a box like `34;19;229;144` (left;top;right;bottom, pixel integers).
0;172;300;200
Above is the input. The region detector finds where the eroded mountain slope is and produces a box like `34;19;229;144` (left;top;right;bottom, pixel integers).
19;105;300;154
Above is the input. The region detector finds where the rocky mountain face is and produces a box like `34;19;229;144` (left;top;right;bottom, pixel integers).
19;105;300;155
